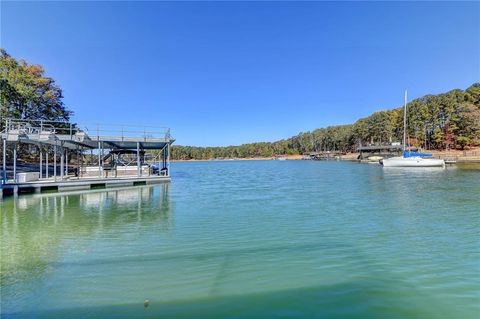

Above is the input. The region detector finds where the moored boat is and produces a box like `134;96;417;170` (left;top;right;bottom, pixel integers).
381;91;445;168
381;152;445;167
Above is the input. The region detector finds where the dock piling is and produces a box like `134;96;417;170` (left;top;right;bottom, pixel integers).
60;146;64;180
2;138;6;184
13;143;17;183
98;141;101;178
65;149;68;177
137;142;141;177
54;142;57;181
167;142;170;176
40;147;43;179
46;151;49;178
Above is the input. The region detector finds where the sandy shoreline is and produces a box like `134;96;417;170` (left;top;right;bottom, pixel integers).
171;155;304;162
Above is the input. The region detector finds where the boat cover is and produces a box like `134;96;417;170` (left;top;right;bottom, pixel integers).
403;151;432;157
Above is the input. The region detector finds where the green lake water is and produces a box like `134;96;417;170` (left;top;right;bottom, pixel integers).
1;161;479;318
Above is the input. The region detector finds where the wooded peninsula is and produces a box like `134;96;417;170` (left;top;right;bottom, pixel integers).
172;85;480;160
1;49;479;161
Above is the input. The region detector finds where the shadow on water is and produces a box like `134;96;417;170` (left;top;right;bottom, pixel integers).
0;185;172;285
5;277;455;319
2;231;465;319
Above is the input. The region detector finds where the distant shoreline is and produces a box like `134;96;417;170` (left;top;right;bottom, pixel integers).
171;155;300;163
171;148;480;163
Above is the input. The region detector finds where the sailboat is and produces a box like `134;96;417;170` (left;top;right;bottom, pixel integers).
381;91;445;168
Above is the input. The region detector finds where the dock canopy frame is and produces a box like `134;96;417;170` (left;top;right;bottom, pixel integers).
1;118;175;185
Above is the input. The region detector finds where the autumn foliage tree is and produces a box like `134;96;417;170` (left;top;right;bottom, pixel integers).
173;84;480;160
0;49;72;126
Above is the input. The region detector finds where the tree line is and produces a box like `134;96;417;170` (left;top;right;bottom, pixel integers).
172;84;480;160
1;49;479;161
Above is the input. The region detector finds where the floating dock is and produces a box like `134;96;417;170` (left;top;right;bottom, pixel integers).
1;118;174;197
1;175;170;196
307;151;344;160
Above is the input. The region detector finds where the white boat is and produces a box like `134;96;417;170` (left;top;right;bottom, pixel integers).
381;91;445;168
381;156;445;167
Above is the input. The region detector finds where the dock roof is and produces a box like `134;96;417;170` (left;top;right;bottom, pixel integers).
356;145;417;152
1;119;175;150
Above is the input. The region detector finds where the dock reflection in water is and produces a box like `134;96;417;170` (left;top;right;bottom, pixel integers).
1;184;172;310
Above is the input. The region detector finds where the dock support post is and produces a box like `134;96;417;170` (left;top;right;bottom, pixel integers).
60;147;64;180
98;141;102;178
167;142;170;176
162;145;167;169
137;142;140;177
65;149;68;177
80;147;84;178
77;146;80;179
2;138;6;184
54;142;57;181
157;155;161;177
161;144;166;175
46;151;49;178
13;143;17;183
39;147;43;179
100;142;106;178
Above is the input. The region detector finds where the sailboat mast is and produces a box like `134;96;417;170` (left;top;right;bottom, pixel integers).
403;90;407;152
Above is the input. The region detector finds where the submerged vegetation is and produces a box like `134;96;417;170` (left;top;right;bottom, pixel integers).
173;84;480;160
1;50;479;161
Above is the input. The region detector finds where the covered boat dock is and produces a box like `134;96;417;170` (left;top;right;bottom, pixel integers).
356;144;418;160
1;118;175;197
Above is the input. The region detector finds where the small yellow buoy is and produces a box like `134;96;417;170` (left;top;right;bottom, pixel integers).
144;299;149;308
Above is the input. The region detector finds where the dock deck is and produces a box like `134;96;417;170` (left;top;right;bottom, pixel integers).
2;175;170;197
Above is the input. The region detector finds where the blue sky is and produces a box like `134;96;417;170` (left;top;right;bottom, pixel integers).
1;1;479;146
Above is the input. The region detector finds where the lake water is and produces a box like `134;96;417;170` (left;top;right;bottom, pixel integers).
1;161;479;318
